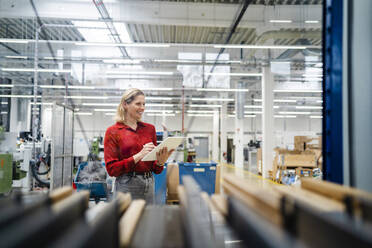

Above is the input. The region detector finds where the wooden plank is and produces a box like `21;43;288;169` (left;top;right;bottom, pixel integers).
116;192;132;215
272;185;345;212
284;154;316;167
301;178;372;202
215;165;221;194
119;200;146;248
222;174;282;226
51;191;89;213
49;186;74;204
210;194;227;216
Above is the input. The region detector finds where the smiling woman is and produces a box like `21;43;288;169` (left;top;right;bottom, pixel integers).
104;88;173;203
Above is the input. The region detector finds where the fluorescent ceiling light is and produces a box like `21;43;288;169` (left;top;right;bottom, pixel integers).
74;112;93;116
0;38;30;44
68;86;96;89
316;100;323;103
147;113;175;117
274;115;297;118
187;114;213;117
274;89;322;93
103;59;141;64
32;102;52;105
75;42;170;48
310;116;323;119
205;72;262;77
270;20;293;23
279;111;311;115
303;74;323;77
140;88;174;91
65;96;109;100
189;104;222;108
214;45;306;50
146;97;174;101
0;94;41;98
106;71;174;76
0;84;14;88
2;68;71;73
274;99;297;103
187;110;218;114
94;109;116;112
83;103;116;106
1;112;8;114
191;97;234;102
295;106;323;110
196;88;249;92
1;102;8;104
146;110;174;113
44;57;63;60
244;105;262;109
228;114;256;118
5;56;28;59
105;113;115;116
305;20;320;24
146;104;174;107
40;85;65;89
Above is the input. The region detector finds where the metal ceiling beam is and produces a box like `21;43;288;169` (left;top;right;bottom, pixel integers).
203;0;253;88
92;0;130;58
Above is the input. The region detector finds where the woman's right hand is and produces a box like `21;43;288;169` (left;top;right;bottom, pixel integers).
133;142;155;163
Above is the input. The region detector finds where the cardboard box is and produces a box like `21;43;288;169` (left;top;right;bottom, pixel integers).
166;163;179;200
257;148;262;174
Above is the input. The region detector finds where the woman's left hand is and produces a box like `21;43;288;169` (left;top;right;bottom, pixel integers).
156;147;174;166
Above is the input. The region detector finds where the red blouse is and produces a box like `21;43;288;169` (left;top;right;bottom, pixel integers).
104;121;163;177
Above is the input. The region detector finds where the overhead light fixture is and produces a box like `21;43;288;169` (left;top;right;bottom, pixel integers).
196;88;249;92
103;59;141;64
0;38;30;44
187;114;214;117
191;97;234;102
303;74;323;77
279;111;312;115
228;114;256;118
273;99;297;103
83;103;116;106
204;72;262;77
274;115;297;118
146;110;174;113
305;20;320;24
94;109;116;112
40;85;65;89
0;94;41;98
310;116;323;119
0;84;14;88
274;89;323;93
316;100;323;103
65;96;109;100
189;104;222;108
187;110;218;114
139;88;174;91
5;56;28;59
244;105;262;109
68;86;96;89
75;41;170;48
2;68;71;73
1;112;8;114
1;102;8;104
213;45;306;50
44;57;63;60
146;103;174;107
106;71;174;76
147;113;175;117
295;106;323;110
74;112;93;116
270;20;293;23
29;102;53;105
105;113;115;116
146;96;174;101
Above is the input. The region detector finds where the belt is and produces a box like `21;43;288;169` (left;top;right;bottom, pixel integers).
127;171;152;178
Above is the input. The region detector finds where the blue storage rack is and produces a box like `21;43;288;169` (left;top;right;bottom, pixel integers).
74;162;107;201
178;162;217;195
154;164;167;204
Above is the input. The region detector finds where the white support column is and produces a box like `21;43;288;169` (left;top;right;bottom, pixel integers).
262;66;275;178
234;82;245;168
212;109;219;162
220;101;228;163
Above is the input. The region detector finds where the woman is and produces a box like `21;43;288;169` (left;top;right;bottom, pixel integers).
104;88;173;203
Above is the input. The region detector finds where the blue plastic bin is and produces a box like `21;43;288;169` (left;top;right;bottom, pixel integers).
74;162;107;200
178;162;217;195
154;164;167;204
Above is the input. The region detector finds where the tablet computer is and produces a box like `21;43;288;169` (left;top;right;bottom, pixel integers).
141;137;184;162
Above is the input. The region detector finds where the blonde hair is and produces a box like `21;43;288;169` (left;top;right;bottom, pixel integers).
115;88;144;123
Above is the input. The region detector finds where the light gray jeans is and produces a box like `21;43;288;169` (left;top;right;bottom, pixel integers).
115;174;154;204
